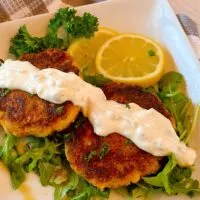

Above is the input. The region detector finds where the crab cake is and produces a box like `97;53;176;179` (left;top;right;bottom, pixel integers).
102;83;172;121
20;48;79;74
65;83;173;189
0;90;80;137
0;49;80;137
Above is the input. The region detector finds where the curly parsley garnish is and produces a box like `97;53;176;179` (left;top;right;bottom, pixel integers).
9;8;99;58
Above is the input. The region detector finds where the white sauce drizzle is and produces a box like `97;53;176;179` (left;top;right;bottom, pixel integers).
0;60;196;167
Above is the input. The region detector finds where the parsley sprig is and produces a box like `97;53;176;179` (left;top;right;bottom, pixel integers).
9;8;99;57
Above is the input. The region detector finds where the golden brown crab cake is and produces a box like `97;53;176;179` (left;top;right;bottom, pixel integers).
65;84;173;189
0;90;80;137
20;48;79;74
102;83;173;121
66;120;161;189
0;49;80;137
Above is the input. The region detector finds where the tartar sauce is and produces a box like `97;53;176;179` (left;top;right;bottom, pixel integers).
0;60;196;166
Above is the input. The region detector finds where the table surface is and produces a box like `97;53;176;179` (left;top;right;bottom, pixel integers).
169;0;200;26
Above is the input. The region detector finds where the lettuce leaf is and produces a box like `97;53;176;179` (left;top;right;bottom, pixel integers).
143;155;177;194
70;178;109;200
0;134;25;188
184;104;200;144
82;67;111;87
0;133;108;200
132;187;154;200
55;172;109;200
1;134;18;166
10;162;26;189
138;72;200;197
158;71;183;94
14;138;61;171
54;172;79;200
0;135;65;189
39;162;68;186
157;71;194;142
142;155;200;196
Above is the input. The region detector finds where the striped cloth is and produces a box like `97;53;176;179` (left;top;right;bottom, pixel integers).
0;0;67;22
177;14;200;59
0;0;199;60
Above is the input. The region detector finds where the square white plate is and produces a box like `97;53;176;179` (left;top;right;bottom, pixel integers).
0;0;199;199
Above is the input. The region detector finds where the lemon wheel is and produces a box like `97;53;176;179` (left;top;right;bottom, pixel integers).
96;34;165;86
67;27;118;75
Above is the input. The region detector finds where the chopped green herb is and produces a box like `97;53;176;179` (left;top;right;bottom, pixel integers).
148;49;156;57
85;151;97;162
64;132;75;142
125;103;131;109
0;88;11;97
125;139;133;145
74;116;86;129
56;106;64;114
28;93;35;97
100;143;109;160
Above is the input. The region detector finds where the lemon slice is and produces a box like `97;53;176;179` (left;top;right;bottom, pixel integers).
96;34;165;86
67;27;118;75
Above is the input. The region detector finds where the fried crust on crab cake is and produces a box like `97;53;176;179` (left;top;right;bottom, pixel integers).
20;48;79;74
0;49;80;137
65;84;173;189
102;83;173;121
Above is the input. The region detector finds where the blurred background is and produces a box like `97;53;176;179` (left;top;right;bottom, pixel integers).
62;0;104;6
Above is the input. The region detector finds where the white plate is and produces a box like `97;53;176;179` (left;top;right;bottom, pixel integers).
0;0;200;199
